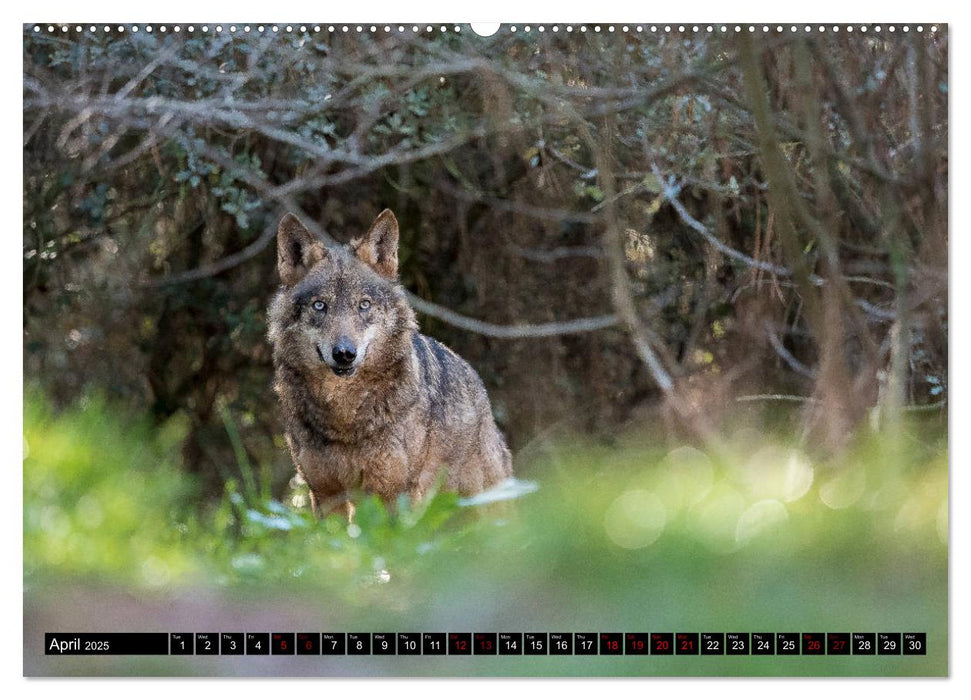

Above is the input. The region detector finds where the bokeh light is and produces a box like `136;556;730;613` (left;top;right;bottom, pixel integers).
738;446;814;502
819;466;866;509
691;482;746;553
736;498;788;544
655;446;714;509
604;489;666;549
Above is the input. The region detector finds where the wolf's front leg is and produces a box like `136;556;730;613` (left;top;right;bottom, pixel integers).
310;490;356;521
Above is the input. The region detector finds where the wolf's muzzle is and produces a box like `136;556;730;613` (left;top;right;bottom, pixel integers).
327;338;358;376
332;340;357;366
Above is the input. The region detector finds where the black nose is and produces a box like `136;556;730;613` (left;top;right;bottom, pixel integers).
332;341;357;366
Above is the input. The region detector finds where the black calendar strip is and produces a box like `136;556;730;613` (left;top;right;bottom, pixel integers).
45;632;927;656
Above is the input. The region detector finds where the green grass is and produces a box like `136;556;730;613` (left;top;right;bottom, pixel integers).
23;391;947;676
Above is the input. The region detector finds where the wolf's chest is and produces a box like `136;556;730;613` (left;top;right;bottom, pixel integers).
294;431;421;502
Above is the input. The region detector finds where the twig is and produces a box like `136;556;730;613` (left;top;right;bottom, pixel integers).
405;292;618;339
735;394;819;404
903;401;946;413
765;322;816;379
434;179;600;224
855;299;896;322
140;218;281;287
652;164;797;278
597;138;674;393
506;244;603;264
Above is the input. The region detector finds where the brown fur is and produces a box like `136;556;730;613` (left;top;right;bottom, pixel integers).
268;209;513;518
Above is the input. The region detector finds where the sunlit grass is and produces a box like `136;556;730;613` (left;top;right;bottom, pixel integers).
23;391;947;675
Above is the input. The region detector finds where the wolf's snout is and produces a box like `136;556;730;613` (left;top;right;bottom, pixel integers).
332;339;357;366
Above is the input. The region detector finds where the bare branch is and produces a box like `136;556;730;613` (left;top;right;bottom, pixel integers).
654;164;795;277
736;394;818;404
506;244;603;264
596;141;674;394
856;299;896;322
405;292;618;339
140;219;281;287
434;179;600;224
765;322;816;379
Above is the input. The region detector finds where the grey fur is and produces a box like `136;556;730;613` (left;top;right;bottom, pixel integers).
268;209;513;518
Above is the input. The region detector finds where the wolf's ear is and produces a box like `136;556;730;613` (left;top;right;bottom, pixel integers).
277;214;326;287
354;209;399;279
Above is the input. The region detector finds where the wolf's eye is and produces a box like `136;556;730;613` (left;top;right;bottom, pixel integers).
359;299;371;311
312;300;326;312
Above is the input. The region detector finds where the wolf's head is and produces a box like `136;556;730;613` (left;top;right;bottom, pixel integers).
268;210;416;378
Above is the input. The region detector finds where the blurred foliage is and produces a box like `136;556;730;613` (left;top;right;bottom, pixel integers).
23;26;948;495
23;390;197;584
23;393;946;675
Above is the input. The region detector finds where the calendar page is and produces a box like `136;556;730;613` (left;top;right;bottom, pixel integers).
22;20;948;677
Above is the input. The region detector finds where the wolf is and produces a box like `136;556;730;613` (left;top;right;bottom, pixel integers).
267;209;513;518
